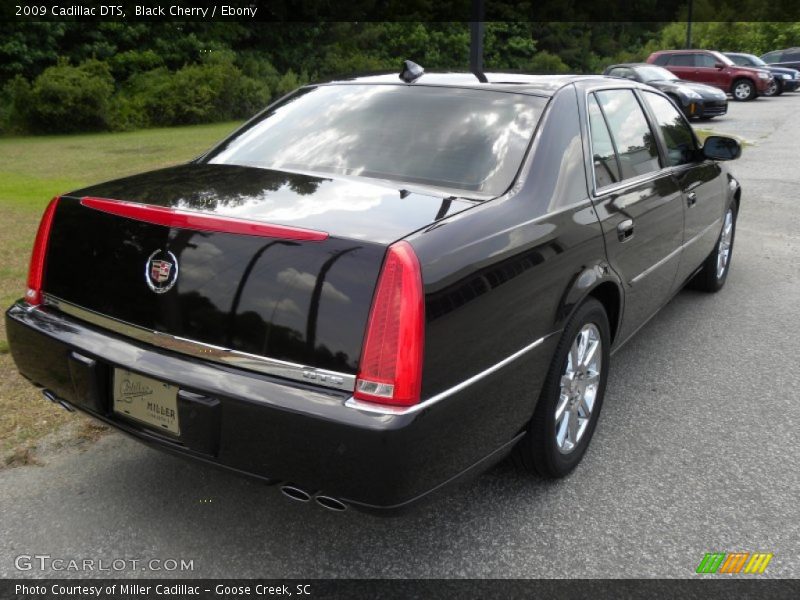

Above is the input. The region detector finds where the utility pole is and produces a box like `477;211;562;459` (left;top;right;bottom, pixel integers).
685;0;694;49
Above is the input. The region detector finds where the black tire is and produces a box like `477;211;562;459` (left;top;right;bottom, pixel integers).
764;79;783;97
690;204;737;293
732;78;757;101
513;298;611;478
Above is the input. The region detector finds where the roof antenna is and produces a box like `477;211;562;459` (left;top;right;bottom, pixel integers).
470;0;488;83
400;60;424;83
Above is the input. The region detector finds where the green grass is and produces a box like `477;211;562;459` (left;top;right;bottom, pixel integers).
0;121;243;467
0;121;241;210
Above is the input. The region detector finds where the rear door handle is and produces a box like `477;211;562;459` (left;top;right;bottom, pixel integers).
617;219;634;242
687;191;697;207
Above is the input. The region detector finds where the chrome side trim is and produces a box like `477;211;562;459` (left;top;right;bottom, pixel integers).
630;217;722;285
345;331;558;416
629;244;683;285
42;295;356;392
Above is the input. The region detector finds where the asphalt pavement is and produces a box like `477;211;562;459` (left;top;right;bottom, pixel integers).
1;94;799;579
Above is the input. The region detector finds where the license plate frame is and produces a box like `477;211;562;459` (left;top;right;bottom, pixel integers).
113;368;180;436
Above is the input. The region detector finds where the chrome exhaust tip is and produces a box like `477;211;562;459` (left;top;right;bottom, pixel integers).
280;484;311;503
42;389;75;412
315;495;348;512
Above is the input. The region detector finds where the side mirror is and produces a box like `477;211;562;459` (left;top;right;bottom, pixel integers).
714;62;726;69
703;135;741;161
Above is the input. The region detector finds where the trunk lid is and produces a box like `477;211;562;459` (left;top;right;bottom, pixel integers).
44;164;475;376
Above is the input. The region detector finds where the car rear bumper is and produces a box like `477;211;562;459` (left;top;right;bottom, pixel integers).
5;301;540;512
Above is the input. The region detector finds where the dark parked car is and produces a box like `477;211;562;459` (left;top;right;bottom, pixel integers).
604;63;728;119
724;52;800;95
648;49;772;101
6;69;742;513
761;47;800;71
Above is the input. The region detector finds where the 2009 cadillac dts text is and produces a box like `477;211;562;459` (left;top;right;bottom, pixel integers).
6;68;742;512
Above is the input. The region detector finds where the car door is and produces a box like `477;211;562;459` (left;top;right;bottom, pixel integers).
667;53;699;82
695;53;727;91
585;88;685;342
640;90;725;287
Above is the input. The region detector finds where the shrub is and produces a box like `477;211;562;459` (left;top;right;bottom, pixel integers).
22;59;114;133
120;57;272;127
528;51;571;74
2;75;33;134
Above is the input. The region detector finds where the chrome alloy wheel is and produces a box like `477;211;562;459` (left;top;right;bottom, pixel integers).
734;82;752;100
717;209;734;279
555;323;602;454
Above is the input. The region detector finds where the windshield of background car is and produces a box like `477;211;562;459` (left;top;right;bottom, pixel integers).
636;66;679;82
205;84;547;198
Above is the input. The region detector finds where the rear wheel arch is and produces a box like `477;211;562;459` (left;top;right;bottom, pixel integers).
557;271;623;345
586;281;622;344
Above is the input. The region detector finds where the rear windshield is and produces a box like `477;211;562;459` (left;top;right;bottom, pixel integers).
204;84;547;198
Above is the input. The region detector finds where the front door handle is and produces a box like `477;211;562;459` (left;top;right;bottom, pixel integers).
617;219;634;242
687;191;698;207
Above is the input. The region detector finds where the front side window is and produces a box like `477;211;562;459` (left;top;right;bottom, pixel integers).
761;51;783;63
205;84;546;198
595;90;660;180
587;94;621;188
697;54;719;68
642;92;697;167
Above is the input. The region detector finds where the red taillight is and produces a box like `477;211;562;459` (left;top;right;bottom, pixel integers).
25;196;60;306
81;197;328;241
354;241;424;407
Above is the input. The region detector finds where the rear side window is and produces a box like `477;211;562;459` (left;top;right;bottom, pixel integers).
205;84;546;198
595;90;661;180
642;92;697;167
652;54;670;66
786;50;800;62
587;94;621;188
669;54;695;67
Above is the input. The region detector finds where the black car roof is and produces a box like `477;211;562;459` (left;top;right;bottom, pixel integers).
318;72;638;97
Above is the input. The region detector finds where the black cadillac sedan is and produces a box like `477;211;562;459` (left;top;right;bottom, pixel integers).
604;63;729;119
6;68;742;513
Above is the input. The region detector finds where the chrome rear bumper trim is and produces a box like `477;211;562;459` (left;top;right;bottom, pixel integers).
345;331;558;416
42;295;356;392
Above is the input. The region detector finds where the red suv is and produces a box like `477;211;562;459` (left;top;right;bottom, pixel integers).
647;50;773;101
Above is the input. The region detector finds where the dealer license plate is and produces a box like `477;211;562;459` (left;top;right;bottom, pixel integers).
113;369;180;435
